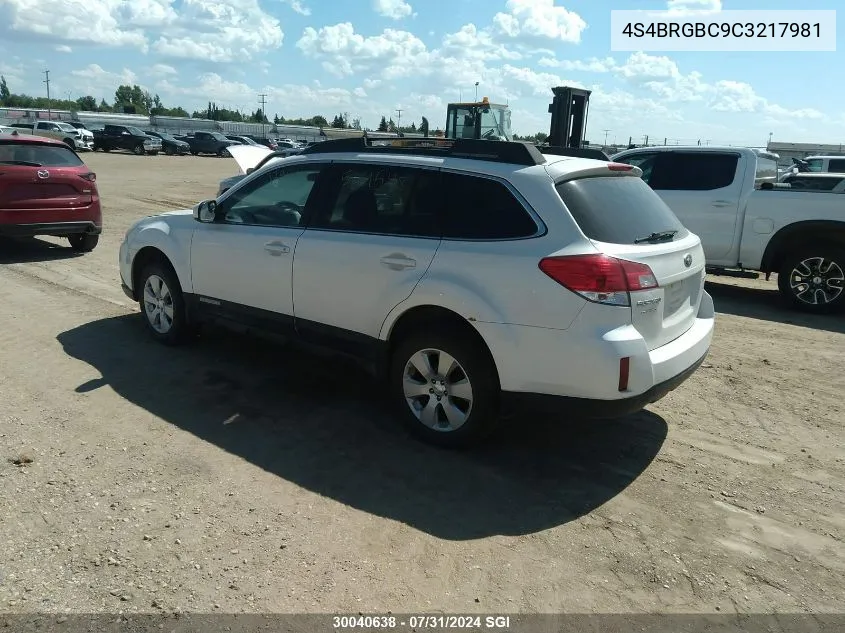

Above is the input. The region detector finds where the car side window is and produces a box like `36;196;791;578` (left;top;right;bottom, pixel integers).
439;172;537;240
649;153;739;191
827;159;845;172
218;165;325;228
309;164;441;238
616;154;658;184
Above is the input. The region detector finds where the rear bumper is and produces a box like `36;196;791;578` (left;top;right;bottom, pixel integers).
479;291;715;419
501;351;708;419
0;221;101;237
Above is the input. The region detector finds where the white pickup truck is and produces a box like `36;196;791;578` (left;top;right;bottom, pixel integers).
612;146;845;314
9;120;94;151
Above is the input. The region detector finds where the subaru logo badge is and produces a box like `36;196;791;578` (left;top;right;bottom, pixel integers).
683;254;693;268
37;170;50;179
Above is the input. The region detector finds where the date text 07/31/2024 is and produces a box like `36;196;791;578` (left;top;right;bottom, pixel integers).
332;615;512;630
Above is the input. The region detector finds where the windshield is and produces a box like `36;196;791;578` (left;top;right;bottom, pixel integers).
156;132;176;140
126;126;147;136
480;105;511;141
55;122;77;132
0;142;84;166
210;132;228;141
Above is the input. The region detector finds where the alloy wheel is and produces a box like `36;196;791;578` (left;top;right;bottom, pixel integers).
402;348;474;432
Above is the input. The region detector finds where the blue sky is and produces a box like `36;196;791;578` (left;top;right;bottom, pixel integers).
0;0;841;144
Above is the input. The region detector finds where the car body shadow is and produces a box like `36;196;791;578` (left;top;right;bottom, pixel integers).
0;236;82;264
57;315;668;540
706;279;845;335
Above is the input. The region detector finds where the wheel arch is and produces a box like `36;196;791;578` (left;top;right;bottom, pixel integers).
761;220;845;273
130;246;184;302
381;305;501;388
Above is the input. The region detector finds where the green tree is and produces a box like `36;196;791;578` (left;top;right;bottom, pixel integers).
76;95;97;111
377;116;388;132
98;98;112;112
0;76;10;105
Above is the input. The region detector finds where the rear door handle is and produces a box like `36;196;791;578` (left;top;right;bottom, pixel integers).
264;240;290;256
380;254;417;270
711;200;733;208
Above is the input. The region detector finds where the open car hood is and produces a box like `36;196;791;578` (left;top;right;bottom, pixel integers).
227;144;274;174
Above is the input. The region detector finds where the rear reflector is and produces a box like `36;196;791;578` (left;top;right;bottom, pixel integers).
538;254;658;307
607;163;634;171
618;357;630;391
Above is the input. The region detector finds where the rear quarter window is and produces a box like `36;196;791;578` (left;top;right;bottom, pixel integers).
556;175;689;244
0;142;84;167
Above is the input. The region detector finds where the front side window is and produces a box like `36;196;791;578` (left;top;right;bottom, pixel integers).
218;165;325;227
310;164;441;238
805;159;823;172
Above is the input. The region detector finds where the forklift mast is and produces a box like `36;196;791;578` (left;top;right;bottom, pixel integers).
547;86;591;149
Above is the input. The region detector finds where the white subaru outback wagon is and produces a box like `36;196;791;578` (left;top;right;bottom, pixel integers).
119;138;715;447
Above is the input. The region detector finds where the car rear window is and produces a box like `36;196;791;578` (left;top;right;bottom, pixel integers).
0;142;84;167
556;175;688;244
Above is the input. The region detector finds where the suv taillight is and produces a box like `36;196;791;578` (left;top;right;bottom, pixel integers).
538;254;658;307
79;172;96;182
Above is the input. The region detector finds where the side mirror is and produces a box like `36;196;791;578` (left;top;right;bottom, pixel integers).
246;167;255;175
195;199;218;223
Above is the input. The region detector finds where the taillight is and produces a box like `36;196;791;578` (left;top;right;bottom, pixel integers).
79;172;96;182
538;254;658;307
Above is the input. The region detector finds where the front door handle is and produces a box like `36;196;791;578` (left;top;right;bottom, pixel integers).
380;254;416;270
264;240;290;256
711;200;733;207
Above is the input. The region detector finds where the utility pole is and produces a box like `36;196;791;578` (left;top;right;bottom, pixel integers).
603;129;610;145
475;81;479;101
395;108;402;132
43;69;51;120
258;93;267;138
768;131;773;148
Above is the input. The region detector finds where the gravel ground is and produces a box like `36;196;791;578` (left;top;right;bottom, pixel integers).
0;152;842;617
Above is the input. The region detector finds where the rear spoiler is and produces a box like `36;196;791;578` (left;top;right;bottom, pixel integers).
539;146;611;161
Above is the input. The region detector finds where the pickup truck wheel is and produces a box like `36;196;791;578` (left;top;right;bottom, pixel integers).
138;262;191;345
778;248;845;313
389;330;500;448
67;233;99;252
133;144;145;156
63;137;75;148
164;146;175;156
217;148;230;157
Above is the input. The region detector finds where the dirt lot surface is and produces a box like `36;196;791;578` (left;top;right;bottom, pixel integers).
0;152;843;616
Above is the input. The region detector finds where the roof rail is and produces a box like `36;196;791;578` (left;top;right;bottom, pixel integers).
299;137;547;166
539;146;610;161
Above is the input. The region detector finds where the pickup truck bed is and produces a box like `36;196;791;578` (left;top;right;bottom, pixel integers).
612;146;845;314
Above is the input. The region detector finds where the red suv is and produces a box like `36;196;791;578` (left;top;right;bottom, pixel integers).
0;132;102;251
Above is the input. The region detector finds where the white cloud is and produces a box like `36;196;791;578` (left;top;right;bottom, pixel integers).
492;0;586;43
297;23;428;79
373;0;413;20
280;0;310;16
71;64;140;98
55;44;73;53
539;56;615;72
666;0;722;15
1;0;149;50
710;80;823;120
500;64;583;96
439;24;523;61
0;0;281;62
147;63;178;77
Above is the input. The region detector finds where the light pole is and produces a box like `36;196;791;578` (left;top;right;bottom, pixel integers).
603;129;610;145
768;132;773;148
475;82;479;101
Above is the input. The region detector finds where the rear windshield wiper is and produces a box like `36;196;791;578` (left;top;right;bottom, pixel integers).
634;230;678;244
0;160;43;166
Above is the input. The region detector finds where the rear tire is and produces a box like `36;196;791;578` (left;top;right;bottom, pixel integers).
217;148;229;157
133;144;145;156
389;329;500;448
137;260;191;345
164;146;175;156
67;233;99;252
777;246;845;314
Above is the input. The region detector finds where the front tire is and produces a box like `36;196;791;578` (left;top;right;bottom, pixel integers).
134;144;145;156
164;146;175;156
217;147;230;157
67;233;99;252
389;330;499;448
778;247;845;314
137;261;191;345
